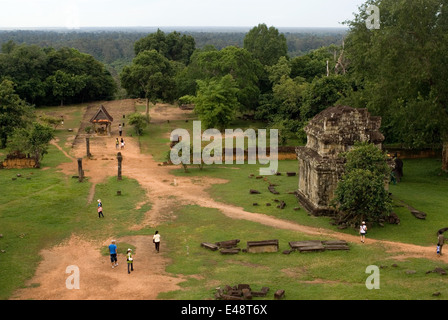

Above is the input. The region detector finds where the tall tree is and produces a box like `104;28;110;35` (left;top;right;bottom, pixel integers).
134;29;196;65
177;46;263;113
0;79;34;148
333;142;393;225
343;0;448;170
193;74;240;131
120;49;175;119
7;122;54;167
243;24;288;66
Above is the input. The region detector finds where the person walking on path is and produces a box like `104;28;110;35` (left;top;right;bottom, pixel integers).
153;231;161;253
359;221;367;243
109;240;118;268
115;138;119;150
437;231;445;256
118;124;123;136
126;249;134;274
97;199;104;218
120;138;125;150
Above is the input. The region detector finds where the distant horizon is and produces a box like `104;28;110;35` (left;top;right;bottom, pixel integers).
0;25;349;33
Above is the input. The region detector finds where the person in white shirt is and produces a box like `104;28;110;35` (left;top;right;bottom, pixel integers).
153;231;161;253
360;221;367;243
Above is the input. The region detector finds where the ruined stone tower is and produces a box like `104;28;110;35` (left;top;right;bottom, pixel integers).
296;105;385;216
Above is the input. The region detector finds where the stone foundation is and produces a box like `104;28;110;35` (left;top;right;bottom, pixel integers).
2;157;38;169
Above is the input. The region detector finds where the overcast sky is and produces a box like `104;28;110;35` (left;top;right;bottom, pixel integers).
0;0;366;29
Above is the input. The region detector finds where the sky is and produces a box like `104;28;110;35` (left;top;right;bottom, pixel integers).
0;0;366;29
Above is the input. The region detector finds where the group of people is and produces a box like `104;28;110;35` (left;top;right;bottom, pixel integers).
116;124;125;150
360;221;446;258
108;233;161;274
115;138;125;150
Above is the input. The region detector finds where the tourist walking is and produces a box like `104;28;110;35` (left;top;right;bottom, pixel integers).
115;138;119;150
109;240;118;268
437;231;445;256
359;221;367;243
120;138;125;149
126;248;134;274
118;124;123;136
97;199;104;218
153;231;161;253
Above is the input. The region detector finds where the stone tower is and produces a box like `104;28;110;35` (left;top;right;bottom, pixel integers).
296;105;385;216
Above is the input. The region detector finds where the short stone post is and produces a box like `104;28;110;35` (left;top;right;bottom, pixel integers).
117;152;123;181
77;158;84;182
86;137;91;158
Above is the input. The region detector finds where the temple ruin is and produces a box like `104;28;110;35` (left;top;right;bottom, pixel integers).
296;105;385;216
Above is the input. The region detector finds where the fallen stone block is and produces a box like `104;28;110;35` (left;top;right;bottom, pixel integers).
268;185;279;194
201;242;219;251
215;239;240;248
242;288;252;300
220;248;241;254
247;240;279;253
221;294;244;300
276;201;286;209
274;289;285;299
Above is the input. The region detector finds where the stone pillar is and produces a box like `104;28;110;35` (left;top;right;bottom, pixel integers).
442;142;448;172
86;137;91;158
117;152;123;180
77;158;84;182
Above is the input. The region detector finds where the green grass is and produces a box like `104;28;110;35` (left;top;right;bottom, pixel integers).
0;166;150;299
36;104;86;154
2;102;448;300
168;158;448;248
158;205;448;300
0;106;151;299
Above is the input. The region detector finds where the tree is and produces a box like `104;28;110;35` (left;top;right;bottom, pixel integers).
332;142;392;225
7;122;54;166
290;45;342;81
301;75;350;120
0;79;34;148
343;0;448;170
178;46;263;113
243;24;288;66
120;49;175;120
134;29;196;65
0;44;116;106
128;112;148;136
192;74;240;131
0;43;48;104
45;70;87;106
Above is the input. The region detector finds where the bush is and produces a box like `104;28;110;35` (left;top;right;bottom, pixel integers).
128;113;148;136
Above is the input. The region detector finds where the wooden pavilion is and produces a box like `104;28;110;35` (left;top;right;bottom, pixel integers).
90;105;114;136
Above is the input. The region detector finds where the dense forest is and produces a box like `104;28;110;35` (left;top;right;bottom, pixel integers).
1;2;447;170
0;28;346;75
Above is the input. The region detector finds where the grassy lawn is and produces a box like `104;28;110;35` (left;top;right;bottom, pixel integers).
0;106;150;300
158;205;448;300
169;158;448;247
2;102;448;300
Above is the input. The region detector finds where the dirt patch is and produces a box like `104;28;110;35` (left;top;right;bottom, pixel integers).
11;234;184;300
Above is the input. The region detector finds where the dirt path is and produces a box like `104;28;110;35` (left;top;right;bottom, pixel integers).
12;100;448;300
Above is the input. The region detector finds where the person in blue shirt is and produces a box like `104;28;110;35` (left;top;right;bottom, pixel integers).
109;240;118;268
